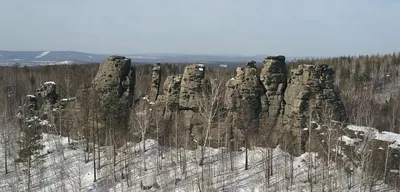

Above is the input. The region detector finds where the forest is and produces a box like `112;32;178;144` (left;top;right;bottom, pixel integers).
0;53;399;191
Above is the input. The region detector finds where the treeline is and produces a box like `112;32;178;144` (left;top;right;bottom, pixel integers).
1;52;399;134
0;64;98;105
0;63;189;108
288;52;400;132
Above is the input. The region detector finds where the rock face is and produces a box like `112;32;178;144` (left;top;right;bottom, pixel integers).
179;64;206;110
163;75;182;111
36;81;59;106
93;56;135;98
149;63;161;102
224;67;244;110
223;58;348;154
282;64;347;154
18;82;64;133
90;56;136;142
178;64;207;148
224;61;265;148
259;56;288;145
92;55;135;105
22;95;38;117
147;64;208;148
224;57;287;148
158;74;183;144
35;81;60;120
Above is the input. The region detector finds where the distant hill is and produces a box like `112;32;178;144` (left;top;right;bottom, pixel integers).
0;50;311;66
0;50;107;65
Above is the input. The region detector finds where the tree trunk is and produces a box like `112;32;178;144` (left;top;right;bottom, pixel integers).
96;108;100;170
113;124;116;181
27;159;31;192
142;130;146;171
85;132;89;163
245;143;248;170
383;144;390;181
92;120;97;182
4;141;7;174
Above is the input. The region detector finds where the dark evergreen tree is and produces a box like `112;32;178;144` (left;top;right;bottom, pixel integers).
16;117;44;192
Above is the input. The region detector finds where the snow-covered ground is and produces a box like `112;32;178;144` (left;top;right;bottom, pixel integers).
0;133;396;192
347;125;400;149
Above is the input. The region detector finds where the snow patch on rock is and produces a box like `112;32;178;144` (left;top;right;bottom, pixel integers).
44;81;56;85
347;125;400;149
340;135;361;146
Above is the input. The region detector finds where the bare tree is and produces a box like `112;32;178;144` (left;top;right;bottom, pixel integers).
197;78;225;165
131;98;151;173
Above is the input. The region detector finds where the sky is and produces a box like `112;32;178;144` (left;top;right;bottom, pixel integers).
0;0;399;56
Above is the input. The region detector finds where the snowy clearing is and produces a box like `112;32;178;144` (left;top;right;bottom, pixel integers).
0;133;396;192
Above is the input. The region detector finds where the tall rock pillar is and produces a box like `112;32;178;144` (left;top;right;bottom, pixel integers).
149;63;161;102
259;56;287;146
282;64;347;155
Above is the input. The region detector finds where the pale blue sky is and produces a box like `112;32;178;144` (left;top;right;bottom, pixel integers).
0;0;399;56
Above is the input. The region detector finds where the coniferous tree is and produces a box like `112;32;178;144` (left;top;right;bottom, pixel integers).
16;116;45;192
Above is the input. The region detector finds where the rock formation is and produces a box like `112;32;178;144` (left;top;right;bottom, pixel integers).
92;56;135;136
20;55;400;187
18;82;64;133
179;64;206;110
259;56;288;145
18;55;351;156
14;54;400;190
224;67;244;110
23;55;351;156
35;81;60;119
224;61;265;148
149;63;161;102
36;81;59;106
93;55;135;98
163;75;182;111
157;75;183;145
222;57;348;155
224;57;288;148
282;64;347;154
22;95;38;118
340;125;400;181
142;64;209;148
177;64;207;148
82;56;349;155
